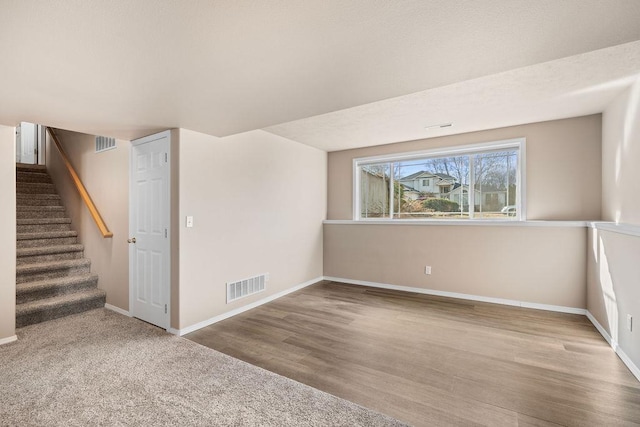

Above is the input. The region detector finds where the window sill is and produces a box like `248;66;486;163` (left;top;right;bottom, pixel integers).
323;219;591;227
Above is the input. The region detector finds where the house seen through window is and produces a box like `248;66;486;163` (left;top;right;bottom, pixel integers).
356;139;524;220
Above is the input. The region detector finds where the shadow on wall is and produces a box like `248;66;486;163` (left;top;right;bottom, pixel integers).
587;227;640;375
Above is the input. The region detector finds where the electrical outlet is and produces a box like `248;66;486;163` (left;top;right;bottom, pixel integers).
628;314;633;332
186;216;194;228
424;266;432;275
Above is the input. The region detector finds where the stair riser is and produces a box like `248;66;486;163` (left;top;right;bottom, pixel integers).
17;237;78;249
16;172;52;183
16;295;105;328
16;197;63;207
17;265;91;284
17;251;84;265
16;187;57;195
17;210;67;219
17;278;99;304
17;224;72;233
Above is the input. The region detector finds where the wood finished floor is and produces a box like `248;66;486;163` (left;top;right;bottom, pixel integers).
185;281;640;427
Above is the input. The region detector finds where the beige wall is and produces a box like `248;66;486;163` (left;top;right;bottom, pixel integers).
328;115;602;221
325;224;586;309
588;79;640;372
46;129;130;311
177;129;326;328
0;125;16;341
587;228;640;361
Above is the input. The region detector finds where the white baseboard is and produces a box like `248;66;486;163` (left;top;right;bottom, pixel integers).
324;276;587;315
171;276;324;336
616;347;640;383
586;311;615;348
586;311;640;382
105;303;131;317
0;335;18;346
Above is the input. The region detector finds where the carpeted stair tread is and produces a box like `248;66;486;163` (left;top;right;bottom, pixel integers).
16;289;106;327
17;274;99;294
17;193;61;200
17;217;72;225
17;206;67;219
16;163;47;171
17;231;79;248
16;194;63;207
17;288;106;314
17;230;78;241
16;182;56;194
17;244;84;258
16;171;53;183
16;274;99;304
16;244;84;264
16;258;91;275
17;206;66;212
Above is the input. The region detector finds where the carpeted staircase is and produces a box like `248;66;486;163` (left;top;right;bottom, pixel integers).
16;163;106;327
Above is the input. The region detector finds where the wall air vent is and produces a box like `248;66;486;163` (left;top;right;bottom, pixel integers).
227;273;268;304
95;136;116;153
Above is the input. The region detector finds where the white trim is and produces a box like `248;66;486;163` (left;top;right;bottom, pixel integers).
519;301;585;315
518;139;527;220
353;138;525;165
590;222;640;238
586;311;615;348
617;347;640;383
0;335;18;346
105;303;131;317
169;276;324;336
352;157;360;220
324;219;588;227
587;311;640;382
323;276;586;315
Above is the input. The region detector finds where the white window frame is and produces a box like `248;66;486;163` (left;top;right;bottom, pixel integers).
353;138;526;221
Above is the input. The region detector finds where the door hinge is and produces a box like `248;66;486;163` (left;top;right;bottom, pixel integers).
165;304;167;314
165;228;167;238
165;152;168;163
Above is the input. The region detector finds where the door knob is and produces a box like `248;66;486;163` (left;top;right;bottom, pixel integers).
127;237;136;244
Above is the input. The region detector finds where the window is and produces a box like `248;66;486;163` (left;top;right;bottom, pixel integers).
354;138;525;220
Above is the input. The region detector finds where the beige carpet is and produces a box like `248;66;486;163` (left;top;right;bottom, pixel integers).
0;309;405;426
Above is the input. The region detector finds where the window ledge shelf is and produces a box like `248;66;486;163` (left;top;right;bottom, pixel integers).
324;219;592;227
590;222;640;237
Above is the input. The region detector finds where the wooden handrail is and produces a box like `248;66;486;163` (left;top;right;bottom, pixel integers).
46;128;113;238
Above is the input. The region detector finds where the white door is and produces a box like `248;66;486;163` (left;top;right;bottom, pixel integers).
18;122;37;164
129;131;171;329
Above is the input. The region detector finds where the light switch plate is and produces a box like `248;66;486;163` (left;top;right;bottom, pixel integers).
186;216;194;228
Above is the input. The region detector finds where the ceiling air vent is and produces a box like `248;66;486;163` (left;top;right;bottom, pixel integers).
95;136;116;153
227;273;268;304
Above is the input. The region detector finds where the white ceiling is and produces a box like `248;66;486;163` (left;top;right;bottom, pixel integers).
1;1;640;150
267;41;640;151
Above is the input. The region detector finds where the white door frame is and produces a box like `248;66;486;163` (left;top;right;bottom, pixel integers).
128;130;171;330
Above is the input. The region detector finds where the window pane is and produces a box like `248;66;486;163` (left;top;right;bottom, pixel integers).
393;156;469;219
360;164;390;218
473;150;518;218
